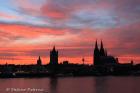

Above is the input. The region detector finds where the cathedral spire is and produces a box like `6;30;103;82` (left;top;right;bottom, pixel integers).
39;56;41;60
101;40;104;49
100;40;105;56
95;40;99;49
94;40;100;65
53;45;56;51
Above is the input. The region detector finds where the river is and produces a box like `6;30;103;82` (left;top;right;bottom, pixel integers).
0;76;140;93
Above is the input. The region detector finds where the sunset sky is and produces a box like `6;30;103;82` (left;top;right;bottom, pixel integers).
0;0;140;65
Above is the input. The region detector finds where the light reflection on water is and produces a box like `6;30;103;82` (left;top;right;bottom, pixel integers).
0;77;140;93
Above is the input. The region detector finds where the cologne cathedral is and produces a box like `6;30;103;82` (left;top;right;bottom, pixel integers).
94;40;118;66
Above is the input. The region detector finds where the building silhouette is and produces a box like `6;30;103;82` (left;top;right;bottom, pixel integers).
50;46;58;65
37;56;42;66
94;40;118;66
0;43;138;77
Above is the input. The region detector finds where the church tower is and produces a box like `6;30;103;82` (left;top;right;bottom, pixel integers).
94;40;100;65
37;56;42;66
50;46;58;65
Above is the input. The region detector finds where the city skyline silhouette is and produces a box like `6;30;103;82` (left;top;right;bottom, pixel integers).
0;40;137;78
0;1;139;65
0;40;137;65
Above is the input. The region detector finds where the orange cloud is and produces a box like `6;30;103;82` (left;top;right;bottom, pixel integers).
0;21;139;64
0;23;66;37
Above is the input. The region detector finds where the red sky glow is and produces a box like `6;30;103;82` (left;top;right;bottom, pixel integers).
0;0;140;64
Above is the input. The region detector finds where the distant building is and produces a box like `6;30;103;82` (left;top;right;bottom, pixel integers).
37;56;42;66
50;46;58;65
63;61;69;65
94;40;118;66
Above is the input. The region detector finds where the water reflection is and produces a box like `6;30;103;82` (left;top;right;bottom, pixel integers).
94;77;108;93
0;77;140;93
49;78;58;93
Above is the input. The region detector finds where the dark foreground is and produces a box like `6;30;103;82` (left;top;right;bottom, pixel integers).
0;63;140;78
0;77;140;93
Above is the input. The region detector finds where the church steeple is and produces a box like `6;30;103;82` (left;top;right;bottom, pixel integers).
37;56;42;66
94;40;100;53
100;40;105;56
95;40;99;50
53;46;56;51
94;40;100;65
101;40;103;49
39;56;41;60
